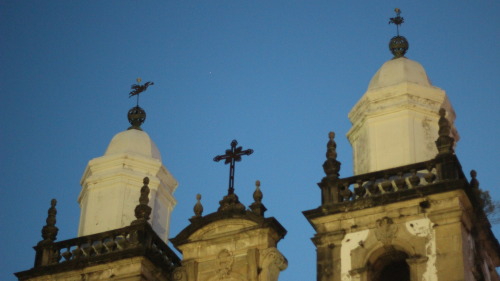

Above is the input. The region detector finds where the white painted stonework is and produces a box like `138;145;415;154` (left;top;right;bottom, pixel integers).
347;57;459;174
78;129;178;242
406;218;437;281
340;230;369;281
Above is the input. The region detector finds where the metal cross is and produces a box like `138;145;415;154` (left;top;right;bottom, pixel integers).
213;140;253;195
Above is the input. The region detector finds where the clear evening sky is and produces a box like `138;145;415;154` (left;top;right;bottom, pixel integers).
1;1;499;280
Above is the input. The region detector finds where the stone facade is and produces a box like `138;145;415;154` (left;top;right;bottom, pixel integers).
171;197;287;281
306;189;499;281
304;131;500;281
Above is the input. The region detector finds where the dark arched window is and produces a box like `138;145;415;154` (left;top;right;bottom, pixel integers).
370;250;410;281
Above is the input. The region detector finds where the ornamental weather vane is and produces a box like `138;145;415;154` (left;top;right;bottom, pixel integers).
388;8;409;58
213;140;254;196
129;78;154;106
127;78;154;130
389;8;404;36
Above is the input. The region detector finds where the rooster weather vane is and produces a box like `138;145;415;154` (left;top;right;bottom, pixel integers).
129;78;154;106
127;78;154;130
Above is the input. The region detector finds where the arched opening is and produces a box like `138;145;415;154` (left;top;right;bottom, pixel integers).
370;250;410;281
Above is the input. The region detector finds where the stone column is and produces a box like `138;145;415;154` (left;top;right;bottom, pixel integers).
313;230;345;281
406;256;428;281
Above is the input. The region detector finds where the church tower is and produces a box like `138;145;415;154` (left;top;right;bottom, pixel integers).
347;9;459;175
15;81;181;281
78;86;178;242
304;9;500;281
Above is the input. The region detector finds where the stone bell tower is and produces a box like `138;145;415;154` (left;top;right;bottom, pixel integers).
346;9;459;175
304;10;500;281
16;81;181;281
78;80;178;242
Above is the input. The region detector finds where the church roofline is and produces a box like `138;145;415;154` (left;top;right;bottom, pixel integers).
170;210;287;250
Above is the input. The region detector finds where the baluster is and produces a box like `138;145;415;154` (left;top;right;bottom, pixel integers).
366;177;379;196
354;179;366;199
72;245;83;259
408;169;420;188
115;234;128;250
343;182;353;202
61;246;72;261
394;172;407;191
380;175;393;193
104;239;116;252
424;163;436;184
93;240;104;255
81;242;93;257
51;247;61;264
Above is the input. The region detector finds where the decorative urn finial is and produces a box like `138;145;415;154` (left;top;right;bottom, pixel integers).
249;180;267;217
127;78;154;130
318;131;342;206
388;8;409;58
323;132;341;178
192;194;204;218
470;170;479;189
435;108;455;154
131;177;152;225
39;199;59;245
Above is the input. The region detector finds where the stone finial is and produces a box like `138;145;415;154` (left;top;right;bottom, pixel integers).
218;193;246;213
250;180;267;216
323;132;341;178
131;177;152;225
192;194;204;218
470;170;479;189
438;109;451;135
435;108;455;154
40;199;59;245
253;180;263;203
319;131;342;205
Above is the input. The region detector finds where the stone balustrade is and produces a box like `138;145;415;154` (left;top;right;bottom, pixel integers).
337;160;439;202
33;222;180;272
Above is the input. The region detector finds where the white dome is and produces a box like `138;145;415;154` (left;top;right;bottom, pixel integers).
368;57;432;90
104;129;161;161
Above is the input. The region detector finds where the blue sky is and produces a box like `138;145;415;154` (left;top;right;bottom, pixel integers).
1;1;499;280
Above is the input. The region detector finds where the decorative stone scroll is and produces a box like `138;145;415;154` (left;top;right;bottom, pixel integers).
260;248;288;281
173;267;187;281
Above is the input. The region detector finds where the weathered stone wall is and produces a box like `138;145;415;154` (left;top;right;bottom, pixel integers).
173;217;287;281
308;190;490;281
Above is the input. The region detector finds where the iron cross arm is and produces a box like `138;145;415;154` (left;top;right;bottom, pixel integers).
213;140;254;195
213;140;253;163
